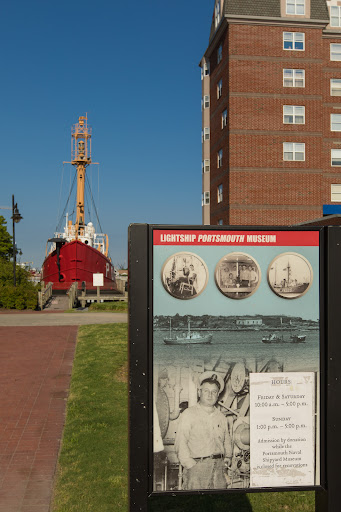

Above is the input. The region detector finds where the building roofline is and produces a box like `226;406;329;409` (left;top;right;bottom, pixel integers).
224;14;328;24
323;29;341;38
200;15;329;63
205;18;228;59
295;214;341;226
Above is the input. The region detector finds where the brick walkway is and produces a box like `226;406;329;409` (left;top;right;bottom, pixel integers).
0;326;78;512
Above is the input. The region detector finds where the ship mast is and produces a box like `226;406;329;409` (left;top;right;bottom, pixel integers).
285;261;291;285
71;115;92;238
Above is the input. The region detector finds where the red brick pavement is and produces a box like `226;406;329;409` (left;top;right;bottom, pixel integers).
0;326;78;512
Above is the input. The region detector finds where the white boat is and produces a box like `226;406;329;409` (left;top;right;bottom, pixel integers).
262;331;306;344
164;318;212;345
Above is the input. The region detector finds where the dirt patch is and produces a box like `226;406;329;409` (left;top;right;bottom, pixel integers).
115;362;128;383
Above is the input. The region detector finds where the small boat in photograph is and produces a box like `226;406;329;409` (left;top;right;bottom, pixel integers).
262;333;284;344
290;332;306;343
262;332;306;344
164;318;212;345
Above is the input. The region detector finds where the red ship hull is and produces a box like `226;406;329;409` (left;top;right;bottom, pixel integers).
42;240;117;291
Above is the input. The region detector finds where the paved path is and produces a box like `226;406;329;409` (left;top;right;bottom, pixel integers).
0;312;128;326
0;326;78;512
0;311;128;511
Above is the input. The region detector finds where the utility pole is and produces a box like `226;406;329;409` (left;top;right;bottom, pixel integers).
11;195;23;286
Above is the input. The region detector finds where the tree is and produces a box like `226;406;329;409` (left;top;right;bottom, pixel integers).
0;216;37;310
0;215;12;260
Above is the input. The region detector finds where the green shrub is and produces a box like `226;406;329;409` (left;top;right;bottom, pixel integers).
0;284;16;309
0;257;38;310
25;287;38;309
14;292;26;310
0;281;38;310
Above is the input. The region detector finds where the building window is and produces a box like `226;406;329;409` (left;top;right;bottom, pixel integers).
331;150;341;166
286;0;305;15
217;79;222;99
218;44;222;64
331;114;341;131
331;184;341;201
283;142;305;161
201;95;210;110
217;184;223;203
331;79;341;96
202;127;210;142
218;219;223;225
283;105;305;124
202;159;210;173
215;0;221;28
283;69;305;87
217;149;223;168
218;44;222;63
202;191;210;206
330;6;341;27
283;32;304;50
331;44;341;61
222;109;227;128
201;62;210;80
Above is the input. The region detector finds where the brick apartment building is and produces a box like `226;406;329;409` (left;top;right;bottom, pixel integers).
200;0;341;226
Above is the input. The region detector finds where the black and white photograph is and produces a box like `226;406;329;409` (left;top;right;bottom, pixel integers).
161;252;209;300
153;312;318;492
267;252;313;299
153;357;253;491
153;325;291;492
215;252;261;300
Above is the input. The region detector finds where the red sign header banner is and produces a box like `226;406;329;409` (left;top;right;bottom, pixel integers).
153;230;319;246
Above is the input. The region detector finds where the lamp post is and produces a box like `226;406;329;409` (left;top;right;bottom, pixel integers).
11;195;23;286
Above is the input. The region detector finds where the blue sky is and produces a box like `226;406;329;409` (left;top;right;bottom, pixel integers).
0;0;214;268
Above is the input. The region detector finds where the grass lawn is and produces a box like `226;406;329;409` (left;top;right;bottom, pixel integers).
149;490;315;511
51;323;315;512
51;323;128;511
88;301;128;311
65;302;128;313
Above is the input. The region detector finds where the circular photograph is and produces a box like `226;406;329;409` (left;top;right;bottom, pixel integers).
215;252;261;299
267;252;313;299
161;252;209;300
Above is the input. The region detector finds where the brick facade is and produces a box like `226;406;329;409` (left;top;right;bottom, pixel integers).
201;0;341;226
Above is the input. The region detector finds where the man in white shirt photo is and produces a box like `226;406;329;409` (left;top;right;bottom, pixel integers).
174;371;233;490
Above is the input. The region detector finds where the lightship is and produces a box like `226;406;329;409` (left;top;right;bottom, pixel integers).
42;116;116;290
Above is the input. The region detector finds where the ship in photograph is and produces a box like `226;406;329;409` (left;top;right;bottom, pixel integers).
164;318;212;345
42;116;116;290
262;332;306;344
272;260;309;295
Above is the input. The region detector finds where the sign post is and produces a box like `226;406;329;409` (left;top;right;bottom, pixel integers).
129;224;327;511
315;226;341;512
93;272;104;303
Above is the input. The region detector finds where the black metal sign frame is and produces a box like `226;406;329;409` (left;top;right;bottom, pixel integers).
129;224;329;512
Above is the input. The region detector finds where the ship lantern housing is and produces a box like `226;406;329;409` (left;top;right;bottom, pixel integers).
78;140;85;158
72;116;91;164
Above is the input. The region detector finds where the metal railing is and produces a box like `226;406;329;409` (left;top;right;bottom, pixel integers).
78;280;127;308
38;282;53;310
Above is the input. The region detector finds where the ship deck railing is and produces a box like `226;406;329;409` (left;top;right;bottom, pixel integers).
66;282;79;309
78;289;127;308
